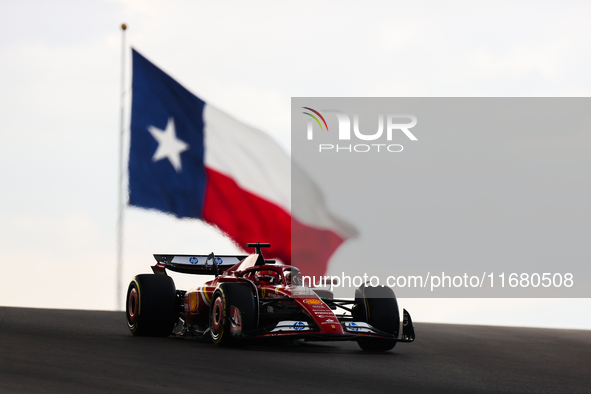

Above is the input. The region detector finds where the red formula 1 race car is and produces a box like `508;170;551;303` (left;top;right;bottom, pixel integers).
125;243;415;352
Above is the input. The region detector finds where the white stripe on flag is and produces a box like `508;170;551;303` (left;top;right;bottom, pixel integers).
203;104;357;240
204;104;291;209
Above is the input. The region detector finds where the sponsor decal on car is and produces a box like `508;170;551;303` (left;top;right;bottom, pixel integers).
170;255;243;266
312;309;332;315
270;321;312;332
290;287;316;296
303;299;322;305
344;322;375;333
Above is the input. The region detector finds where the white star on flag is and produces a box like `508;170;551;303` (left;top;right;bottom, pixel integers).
147;117;189;173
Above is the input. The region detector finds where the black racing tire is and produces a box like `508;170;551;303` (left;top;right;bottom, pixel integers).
126;274;177;337
354;285;399;352
209;283;257;347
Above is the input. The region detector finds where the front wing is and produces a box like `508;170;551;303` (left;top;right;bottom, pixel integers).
243;309;415;343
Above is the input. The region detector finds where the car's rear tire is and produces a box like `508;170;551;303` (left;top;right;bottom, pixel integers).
126;274;177;337
210;283;257;346
353;285;399;352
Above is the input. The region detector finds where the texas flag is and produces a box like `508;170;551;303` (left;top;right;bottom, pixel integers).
129;49;356;276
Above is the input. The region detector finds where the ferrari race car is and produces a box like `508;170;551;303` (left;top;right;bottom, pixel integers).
125;243;415;352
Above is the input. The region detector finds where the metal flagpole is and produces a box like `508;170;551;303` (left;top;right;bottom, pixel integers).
116;23;127;311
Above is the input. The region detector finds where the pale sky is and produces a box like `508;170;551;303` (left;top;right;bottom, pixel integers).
1;0;590;329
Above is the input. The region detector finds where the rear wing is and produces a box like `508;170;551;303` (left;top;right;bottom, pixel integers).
152;253;248;275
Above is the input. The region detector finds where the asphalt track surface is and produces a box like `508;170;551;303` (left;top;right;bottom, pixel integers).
0;307;589;393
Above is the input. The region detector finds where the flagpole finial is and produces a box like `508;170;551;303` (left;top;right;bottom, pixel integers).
121;23;127;31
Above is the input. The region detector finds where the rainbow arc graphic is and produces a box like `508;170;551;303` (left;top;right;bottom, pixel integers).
302;107;328;131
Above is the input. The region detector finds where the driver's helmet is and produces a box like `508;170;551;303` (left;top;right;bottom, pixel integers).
255;270;280;285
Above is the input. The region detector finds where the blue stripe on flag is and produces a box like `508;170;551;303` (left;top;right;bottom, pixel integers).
129;49;207;218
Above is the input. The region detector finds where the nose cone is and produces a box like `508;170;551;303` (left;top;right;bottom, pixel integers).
297;296;343;334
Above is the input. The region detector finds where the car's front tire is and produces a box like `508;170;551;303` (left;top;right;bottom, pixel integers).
210;283;256;346
353;285;399;352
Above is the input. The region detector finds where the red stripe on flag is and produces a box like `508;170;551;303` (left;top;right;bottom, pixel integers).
291;217;345;277
202;168;345;277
